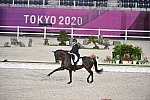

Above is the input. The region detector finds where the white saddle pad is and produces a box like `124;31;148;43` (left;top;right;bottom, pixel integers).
71;58;82;65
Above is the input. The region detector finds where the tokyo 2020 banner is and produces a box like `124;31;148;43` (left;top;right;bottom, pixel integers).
0;7;150;35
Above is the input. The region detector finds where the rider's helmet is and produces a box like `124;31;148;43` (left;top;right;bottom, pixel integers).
72;38;77;42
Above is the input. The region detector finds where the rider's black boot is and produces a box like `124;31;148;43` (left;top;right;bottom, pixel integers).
73;62;77;72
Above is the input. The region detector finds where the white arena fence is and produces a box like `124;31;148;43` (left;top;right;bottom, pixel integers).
0;25;150;41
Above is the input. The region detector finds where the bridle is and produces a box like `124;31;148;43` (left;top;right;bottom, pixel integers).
54;52;61;61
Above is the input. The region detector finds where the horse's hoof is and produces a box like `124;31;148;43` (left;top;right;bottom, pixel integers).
67;81;72;84
87;79;93;83
87;80;89;83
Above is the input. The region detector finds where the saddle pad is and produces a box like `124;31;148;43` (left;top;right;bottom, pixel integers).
71;58;82;65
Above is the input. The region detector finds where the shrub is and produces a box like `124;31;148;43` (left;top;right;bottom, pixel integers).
88;36;99;49
57;30;69;46
113;44;142;62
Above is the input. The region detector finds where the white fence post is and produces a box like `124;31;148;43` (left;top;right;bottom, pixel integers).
12;0;15;6
17;26;20;39
125;29;128;42
44;26;47;39
73;1;76;9
43;0;45;8
94;1;96;8
59;0;60;7
98;28;101;39
28;0;30;7
71;27;74;38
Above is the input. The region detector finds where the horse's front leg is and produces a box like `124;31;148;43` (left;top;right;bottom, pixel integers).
67;70;72;84
47;67;64;76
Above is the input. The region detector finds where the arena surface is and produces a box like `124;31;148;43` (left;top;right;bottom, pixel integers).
0;68;150;100
0;36;150;100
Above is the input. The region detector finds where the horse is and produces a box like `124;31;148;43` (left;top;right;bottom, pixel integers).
47;49;103;84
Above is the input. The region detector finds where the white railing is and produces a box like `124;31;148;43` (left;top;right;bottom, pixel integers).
0;25;150;41
10;0;46;8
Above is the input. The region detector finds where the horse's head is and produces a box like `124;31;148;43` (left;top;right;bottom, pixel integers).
53;50;61;63
53;49;68;63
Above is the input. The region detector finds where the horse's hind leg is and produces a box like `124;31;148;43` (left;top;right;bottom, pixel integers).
47;67;64;76
87;74;90;83
86;69;93;83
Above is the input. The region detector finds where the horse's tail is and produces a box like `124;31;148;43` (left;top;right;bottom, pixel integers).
93;58;103;73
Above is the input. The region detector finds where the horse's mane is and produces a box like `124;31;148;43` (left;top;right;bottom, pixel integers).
56;49;69;54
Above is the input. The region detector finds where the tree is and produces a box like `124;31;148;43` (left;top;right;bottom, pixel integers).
88;36;99;49
57;30;69;46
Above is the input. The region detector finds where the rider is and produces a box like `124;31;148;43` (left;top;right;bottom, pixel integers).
70;38;80;71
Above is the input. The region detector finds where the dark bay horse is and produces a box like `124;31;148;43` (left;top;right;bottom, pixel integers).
47;49;103;84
